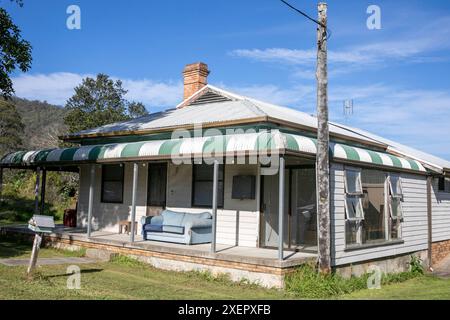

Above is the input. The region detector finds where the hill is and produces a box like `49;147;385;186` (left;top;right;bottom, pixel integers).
12;97;68;149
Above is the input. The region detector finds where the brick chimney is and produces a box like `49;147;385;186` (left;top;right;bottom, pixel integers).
182;62;210;101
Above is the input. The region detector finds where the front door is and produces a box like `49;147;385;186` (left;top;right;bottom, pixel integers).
288;167;317;250
147;163;167;215
260;166;317;250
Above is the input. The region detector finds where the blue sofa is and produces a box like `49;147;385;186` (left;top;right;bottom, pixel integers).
141;210;213;245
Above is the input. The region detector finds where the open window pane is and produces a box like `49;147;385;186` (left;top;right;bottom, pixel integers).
345;197;364;220
345;220;359;245
389;175;403;198
389;197;403;219
345;170;362;194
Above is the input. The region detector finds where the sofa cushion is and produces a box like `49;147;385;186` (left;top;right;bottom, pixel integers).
161;210;185;226
144;224;163;232
162;225;185;234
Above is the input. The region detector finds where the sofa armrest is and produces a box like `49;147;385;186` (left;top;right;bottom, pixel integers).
141;215;163;226
186;219;212;230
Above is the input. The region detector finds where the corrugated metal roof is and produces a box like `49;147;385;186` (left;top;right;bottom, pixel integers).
64;84;450;171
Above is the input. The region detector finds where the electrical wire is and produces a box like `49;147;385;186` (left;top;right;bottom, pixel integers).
279;0;332;40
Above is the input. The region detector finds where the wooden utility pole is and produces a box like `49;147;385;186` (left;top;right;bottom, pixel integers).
316;2;331;273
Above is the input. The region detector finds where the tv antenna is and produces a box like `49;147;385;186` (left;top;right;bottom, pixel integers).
343;99;354;121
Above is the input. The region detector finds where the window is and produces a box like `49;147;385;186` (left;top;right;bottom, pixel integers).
388;174;404;240
147;163;167;207
192;164;224;207
101;164;124;203
388;175;404;219
345;168;388;246
361;169;386;244
344;169;364;221
438;177;450;193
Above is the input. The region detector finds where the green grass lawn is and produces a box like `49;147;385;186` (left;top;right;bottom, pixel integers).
0;238;449;300
342;276;450;300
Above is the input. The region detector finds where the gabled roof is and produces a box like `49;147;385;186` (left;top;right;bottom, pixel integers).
61;84;450;173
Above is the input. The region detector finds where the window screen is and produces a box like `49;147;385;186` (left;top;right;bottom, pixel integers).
192;164;224;207
147;163;167;207
101;164;124;203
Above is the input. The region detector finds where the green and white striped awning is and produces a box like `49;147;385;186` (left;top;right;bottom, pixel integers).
0;131;426;172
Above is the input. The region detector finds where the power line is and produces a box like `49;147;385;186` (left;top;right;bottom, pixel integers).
279;0;332;40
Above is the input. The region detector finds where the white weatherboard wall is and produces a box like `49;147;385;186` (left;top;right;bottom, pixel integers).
431;179;450;242
77;163;148;233
166;162;259;247
331;163;429;266
77;162;260;247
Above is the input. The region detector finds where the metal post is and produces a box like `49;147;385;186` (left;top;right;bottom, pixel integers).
87;164;95;238
211;159;219;253
34;167;41;215
40;169;47;214
316;2;331;273
278;157;285;261
130;163;139;242
0;167;3;203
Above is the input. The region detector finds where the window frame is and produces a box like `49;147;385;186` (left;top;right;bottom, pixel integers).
191;163;225;208
388;175;404;219
438;177;450;193
101;164;124;204
344;168;364;222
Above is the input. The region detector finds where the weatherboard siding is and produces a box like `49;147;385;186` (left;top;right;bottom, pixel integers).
431;178;450;242
77;162;260;247
166;163;259;247
77;163;148;233
331;163;428;266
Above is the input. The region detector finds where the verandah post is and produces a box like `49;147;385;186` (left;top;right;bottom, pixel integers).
34;167;41;215
0;167;3;203
87;164;95;238
278;156;285;261
211;159;219;253
130;162;139;242
40;169;47;214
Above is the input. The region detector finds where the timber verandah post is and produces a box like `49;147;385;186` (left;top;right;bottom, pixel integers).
316;2;331;273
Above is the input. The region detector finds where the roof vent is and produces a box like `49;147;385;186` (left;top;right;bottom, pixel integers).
189;90;232;106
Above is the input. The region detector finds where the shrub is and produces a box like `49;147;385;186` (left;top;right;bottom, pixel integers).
285;258;424;299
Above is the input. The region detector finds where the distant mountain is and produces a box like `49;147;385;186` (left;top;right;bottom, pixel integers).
12;97;68;150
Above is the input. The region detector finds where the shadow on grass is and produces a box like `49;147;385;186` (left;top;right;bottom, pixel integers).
44;268;104;279
0;238;34;258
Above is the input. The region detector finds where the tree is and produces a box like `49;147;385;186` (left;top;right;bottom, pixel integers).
0;1;32;99
128;101;148;118
0;100;25;157
64;74;147;133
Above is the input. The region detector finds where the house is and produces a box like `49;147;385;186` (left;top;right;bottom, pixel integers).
1;62;450;287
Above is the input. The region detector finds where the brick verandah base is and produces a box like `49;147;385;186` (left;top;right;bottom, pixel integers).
431;239;450;265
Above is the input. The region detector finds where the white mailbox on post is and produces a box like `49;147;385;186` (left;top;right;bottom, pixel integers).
28;215;55;234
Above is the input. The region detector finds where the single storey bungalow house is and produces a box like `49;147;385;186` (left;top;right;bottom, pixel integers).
1;62;450;287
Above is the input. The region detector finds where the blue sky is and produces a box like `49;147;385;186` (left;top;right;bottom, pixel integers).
3;0;450;160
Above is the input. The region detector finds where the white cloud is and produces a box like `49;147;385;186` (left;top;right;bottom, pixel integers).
229;16;450;75
217;81;450;160
12;72;182;109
